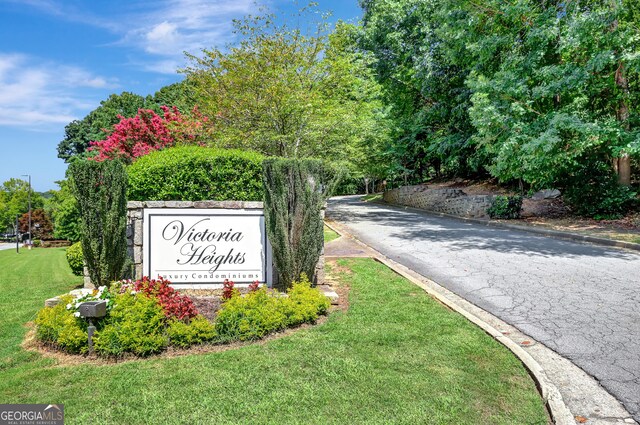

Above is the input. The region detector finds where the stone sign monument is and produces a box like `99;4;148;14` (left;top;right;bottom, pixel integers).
143;208;272;287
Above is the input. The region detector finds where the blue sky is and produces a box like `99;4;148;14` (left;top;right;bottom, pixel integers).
0;0;362;192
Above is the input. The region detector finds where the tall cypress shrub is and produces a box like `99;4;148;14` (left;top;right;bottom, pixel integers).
262;159;337;289
69;160;128;288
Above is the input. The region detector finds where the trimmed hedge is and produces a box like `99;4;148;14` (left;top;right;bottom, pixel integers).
127;146;264;201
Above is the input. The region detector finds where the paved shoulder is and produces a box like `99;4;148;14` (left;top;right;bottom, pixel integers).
327;196;640;422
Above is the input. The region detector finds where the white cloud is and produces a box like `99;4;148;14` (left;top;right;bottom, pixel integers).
0;53;117;128
6;0;265;74
122;0;258;59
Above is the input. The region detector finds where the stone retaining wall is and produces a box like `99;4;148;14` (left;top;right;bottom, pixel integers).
383;185;494;219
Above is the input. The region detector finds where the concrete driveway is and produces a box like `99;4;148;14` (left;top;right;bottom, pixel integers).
0;243;16;251
327;196;640;422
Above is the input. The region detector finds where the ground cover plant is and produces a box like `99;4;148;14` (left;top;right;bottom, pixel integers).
0;248;547;424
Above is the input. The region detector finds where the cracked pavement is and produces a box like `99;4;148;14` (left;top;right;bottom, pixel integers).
327;196;640;422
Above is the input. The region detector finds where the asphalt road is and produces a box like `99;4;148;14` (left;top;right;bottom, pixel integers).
0;243;16;251
327;196;640;421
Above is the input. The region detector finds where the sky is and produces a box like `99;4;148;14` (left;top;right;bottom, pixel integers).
0;0;362;192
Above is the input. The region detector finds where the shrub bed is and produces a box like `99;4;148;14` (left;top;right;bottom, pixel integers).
34;276;329;358
127;146;264;201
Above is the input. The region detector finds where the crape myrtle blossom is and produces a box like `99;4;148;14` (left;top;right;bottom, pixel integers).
88;106;211;163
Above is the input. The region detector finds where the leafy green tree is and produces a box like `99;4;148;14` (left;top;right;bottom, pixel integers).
462;0;638;213
58;92;149;162
360;0;639;215
360;0;477;182
46;180;81;242
0;178;44;233
184;7;388;163
150;80;198;116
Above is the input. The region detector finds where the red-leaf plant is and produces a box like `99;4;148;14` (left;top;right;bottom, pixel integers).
222;279;236;300
120;276;198;321
88;106;210;163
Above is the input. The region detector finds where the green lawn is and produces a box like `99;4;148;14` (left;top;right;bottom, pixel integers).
323;225;340;243
0;249;547;424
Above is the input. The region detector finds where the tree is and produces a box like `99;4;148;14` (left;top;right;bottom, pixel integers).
88;106;211;163
183;6;389;163
19;208;53;240
150;80;198;116
46;180;81;242
262;158;337;289
462;0;639;213
69;160;128;288
360;0;639;215
0;178;44;233
58;92;149;162
359;0;477;182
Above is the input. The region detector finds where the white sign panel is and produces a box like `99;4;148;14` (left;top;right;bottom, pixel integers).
143;209;271;286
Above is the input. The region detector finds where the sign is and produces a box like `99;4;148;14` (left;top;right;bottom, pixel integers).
143;209;272;286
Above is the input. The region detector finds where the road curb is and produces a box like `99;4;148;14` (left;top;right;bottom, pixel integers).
324;219;577;425
371;200;640;252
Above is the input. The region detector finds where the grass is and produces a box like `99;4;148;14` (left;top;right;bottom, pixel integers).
323;225;340;243
0;249;548;424
362;193;382;202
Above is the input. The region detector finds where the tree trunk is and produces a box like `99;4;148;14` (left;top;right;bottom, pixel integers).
613;154;631;186
614;40;632;185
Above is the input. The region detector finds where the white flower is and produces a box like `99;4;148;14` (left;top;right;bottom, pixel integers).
66;303;72;310
73;312;80;318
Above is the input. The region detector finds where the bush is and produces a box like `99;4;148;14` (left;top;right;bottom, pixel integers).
94;291;168;357
127;146;264;201
262;158;338;289
284;274;331;325
488;195;523;219
564;176;637;219
167;315;217;348
66;242;84;276
68;159;128;288
215;288;288;341
118;277;198;321
35;296;87;354
215;278;329;341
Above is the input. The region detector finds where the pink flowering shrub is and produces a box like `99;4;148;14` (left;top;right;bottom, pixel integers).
88;106;211;163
